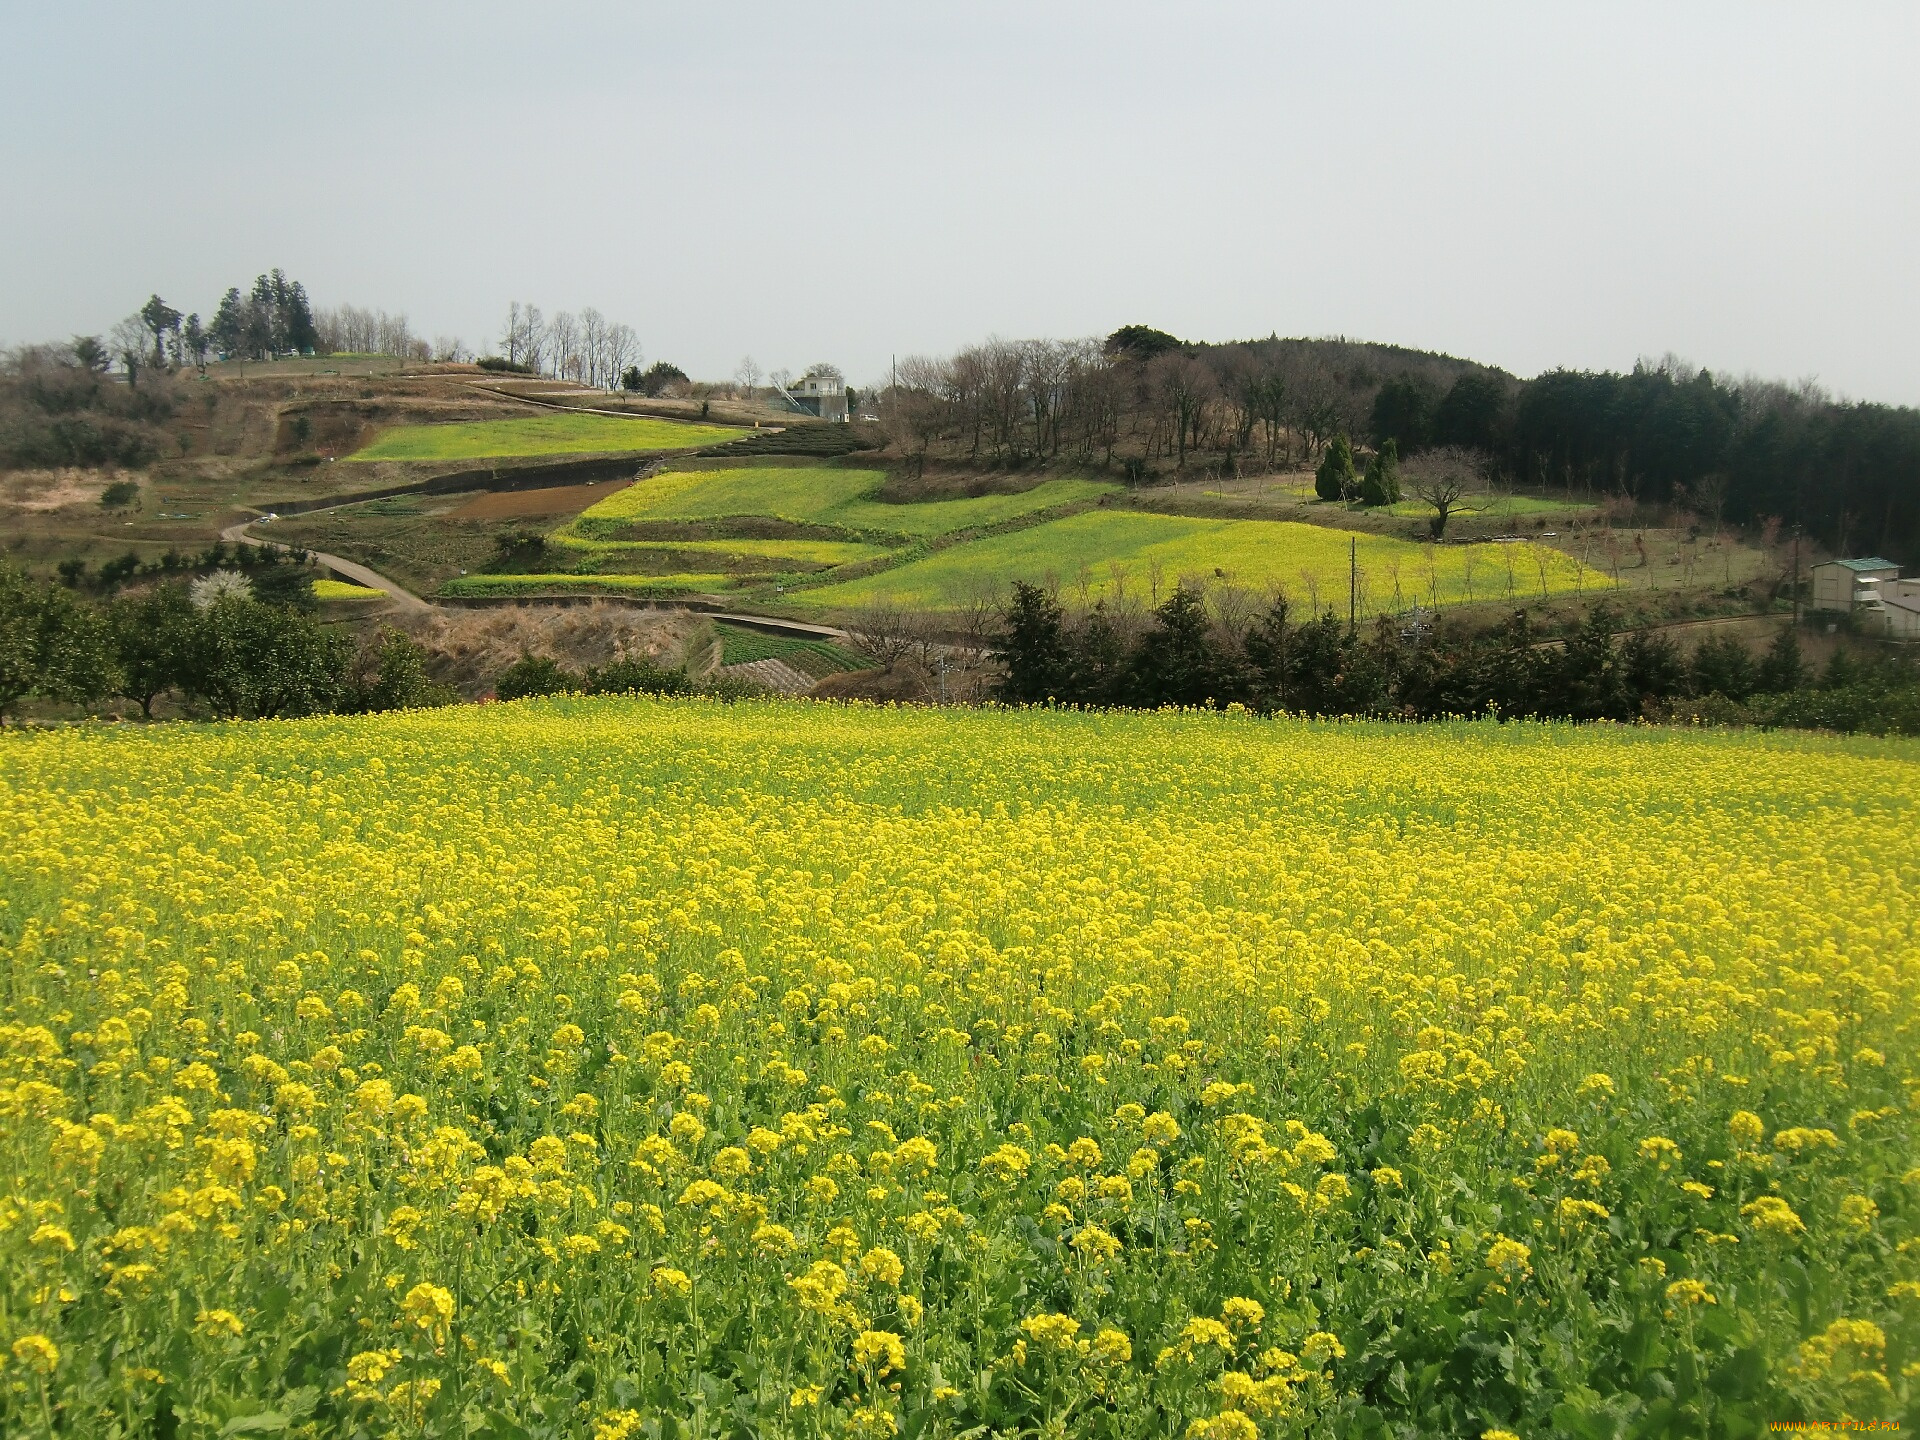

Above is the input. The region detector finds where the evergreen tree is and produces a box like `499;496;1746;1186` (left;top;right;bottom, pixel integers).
1126;585;1234;708
1315;435;1357;501
1756;625;1808;694
994;582;1073;703
1359;439;1401;506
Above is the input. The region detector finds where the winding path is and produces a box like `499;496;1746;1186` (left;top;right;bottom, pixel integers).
220;515;433;612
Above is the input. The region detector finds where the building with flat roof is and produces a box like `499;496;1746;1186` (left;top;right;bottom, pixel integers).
1809;556;1917;638
782;366;847;422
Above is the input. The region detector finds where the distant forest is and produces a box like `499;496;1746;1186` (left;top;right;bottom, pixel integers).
880;328;1920;564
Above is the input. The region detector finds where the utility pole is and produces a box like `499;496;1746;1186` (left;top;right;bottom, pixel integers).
1791;525;1801;627
1348;536;1357;634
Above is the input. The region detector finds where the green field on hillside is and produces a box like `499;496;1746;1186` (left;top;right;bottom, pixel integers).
348;413;745;461
438;571;734;597
797;510;1607;610
569;467;1115;539
548;533;889;568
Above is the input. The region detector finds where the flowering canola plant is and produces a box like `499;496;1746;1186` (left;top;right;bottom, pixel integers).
0;699;1916;1437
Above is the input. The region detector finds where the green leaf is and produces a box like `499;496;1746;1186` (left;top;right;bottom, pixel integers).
219;1414;289;1436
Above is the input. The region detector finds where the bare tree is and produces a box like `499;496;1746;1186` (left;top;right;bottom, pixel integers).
547;311;580;382
579;309;607;387
110;316;150;387
735;355;761;397
843;600;917;671
605;324;638;389
1407;446;1487;538
500;303;544;370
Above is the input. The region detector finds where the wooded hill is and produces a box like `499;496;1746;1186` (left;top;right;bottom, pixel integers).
879;328;1920;564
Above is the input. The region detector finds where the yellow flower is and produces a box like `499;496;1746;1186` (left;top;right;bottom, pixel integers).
1221;1297;1265;1331
593;1409;644;1440
1741;1195;1806;1238
860;1246;905;1287
652;1267;693;1299
1186;1410;1259;1440
1791;1318;1886;1381
852;1328;906;1375
1727;1110;1765;1145
30;1223;75;1254
11;1334;59;1374
195;1309;245;1338
1485;1236;1533;1282
1665;1278;1715;1308
1020;1313;1082;1353
401;1282;455;1337
1090;1327;1132;1365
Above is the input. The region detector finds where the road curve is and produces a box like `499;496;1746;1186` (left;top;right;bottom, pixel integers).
221;516;433;612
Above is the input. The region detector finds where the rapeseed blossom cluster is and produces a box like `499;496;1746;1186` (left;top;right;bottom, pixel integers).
0;697;1913;1433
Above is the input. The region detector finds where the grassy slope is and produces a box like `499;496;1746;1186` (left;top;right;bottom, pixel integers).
548;534;889;567
796;510;1608;610
348;413;745;461
439;572;734;596
570;468;1116;538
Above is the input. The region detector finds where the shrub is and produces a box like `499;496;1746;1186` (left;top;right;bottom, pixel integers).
585;657;693;697
494;654;577;701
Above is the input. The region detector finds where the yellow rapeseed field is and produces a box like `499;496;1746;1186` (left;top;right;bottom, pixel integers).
0;700;1915;1437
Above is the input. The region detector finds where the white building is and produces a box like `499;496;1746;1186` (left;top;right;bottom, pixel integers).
1809;556;1920;638
784;366;848;423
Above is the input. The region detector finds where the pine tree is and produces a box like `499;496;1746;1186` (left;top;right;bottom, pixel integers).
1360;439;1401;506
1315;435;1356;501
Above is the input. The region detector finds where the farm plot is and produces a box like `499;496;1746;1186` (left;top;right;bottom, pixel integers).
567;467;1115;541
0;704;1913;1434
347;413;745;462
797;509;1606;611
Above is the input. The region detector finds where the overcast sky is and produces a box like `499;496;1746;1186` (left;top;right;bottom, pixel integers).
4;3;1917;401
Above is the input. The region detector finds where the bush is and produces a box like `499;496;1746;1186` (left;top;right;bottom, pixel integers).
99;480;141;510
475;356;536;374
585;657;692;697
341;627;457;713
494;654;577;701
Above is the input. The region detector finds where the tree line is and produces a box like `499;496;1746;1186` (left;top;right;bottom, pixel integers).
993;581;1920;734
0;559;448;726
880;328;1920;562
493;303;641;391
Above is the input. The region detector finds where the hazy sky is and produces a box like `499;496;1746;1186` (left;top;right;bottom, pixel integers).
5;3;1917;401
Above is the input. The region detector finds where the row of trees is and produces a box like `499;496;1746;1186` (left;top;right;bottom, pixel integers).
993;581;1917;731
495;303;641;390
877;329;1483;474
0;565;447;725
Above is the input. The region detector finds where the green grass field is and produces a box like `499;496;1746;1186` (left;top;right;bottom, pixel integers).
796;510;1608;611
347;413;746;462
438;572;735;597
569;468;1115;540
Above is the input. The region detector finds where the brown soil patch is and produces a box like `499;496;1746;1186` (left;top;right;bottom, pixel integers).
446;481;632;519
398;603;704;698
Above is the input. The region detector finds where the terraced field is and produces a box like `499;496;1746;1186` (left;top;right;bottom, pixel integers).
347;414;745;462
796;510;1607;611
565;468;1115;540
